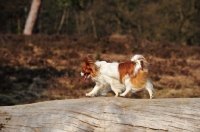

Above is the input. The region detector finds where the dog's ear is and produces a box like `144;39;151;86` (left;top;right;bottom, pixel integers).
83;55;99;77
87;54;93;59
83;55;95;66
87;54;95;63
83;57;88;64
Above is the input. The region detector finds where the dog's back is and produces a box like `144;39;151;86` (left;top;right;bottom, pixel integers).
97;61;120;80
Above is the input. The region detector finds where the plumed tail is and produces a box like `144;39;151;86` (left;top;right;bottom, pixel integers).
145;79;154;99
130;54;150;76
131;54;146;62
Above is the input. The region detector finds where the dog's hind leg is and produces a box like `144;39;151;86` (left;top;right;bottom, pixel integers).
110;84;119;97
110;79;125;97
113;90;119;97
120;78;133;97
120;85;131;97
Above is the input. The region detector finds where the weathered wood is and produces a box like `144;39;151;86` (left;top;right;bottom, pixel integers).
0;97;200;132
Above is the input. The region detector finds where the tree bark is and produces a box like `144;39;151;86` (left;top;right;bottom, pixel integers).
57;9;67;34
89;12;97;38
0;97;200;132
23;0;41;35
74;10;80;35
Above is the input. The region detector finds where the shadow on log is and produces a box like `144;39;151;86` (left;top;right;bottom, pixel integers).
0;97;200;132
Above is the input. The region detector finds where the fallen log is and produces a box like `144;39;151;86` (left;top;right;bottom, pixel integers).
0;97;200;132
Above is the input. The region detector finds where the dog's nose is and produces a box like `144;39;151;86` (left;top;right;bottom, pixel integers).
80;72;84;76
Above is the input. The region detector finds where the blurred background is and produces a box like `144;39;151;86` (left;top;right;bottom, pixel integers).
0;0;200;106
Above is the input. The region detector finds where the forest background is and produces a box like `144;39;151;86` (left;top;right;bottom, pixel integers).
0;0;200;106
1;0;200;44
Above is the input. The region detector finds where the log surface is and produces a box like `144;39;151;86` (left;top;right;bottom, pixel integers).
0;97;200;132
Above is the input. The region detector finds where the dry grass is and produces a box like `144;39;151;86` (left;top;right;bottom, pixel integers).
0;34;199;105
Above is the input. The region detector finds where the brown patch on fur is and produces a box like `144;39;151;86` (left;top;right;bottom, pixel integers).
130;69;148;89
118;61;136;83
82;56;99;77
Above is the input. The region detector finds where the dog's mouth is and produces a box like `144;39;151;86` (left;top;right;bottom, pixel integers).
81;72;90;81
84;73;90;81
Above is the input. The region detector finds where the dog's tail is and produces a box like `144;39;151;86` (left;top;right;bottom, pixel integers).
130;54;150;76
145;79;154;99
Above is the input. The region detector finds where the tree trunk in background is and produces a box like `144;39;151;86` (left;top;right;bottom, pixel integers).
17;17;21;34
89;12;97;38
0;97;200;132
57;9;67;34
74;10;80;35
23;0;41;35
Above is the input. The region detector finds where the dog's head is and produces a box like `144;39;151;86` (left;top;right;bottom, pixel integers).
81;55;99;81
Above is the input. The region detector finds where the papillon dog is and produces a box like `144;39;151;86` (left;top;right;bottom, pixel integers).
81;54;154;99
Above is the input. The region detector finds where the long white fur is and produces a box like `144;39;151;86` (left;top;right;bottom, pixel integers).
82;54;154;98
83;61;125;97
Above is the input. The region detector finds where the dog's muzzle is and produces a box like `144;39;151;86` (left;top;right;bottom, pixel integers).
80;72;84;76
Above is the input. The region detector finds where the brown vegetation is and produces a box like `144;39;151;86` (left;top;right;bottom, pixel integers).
0;35;200;106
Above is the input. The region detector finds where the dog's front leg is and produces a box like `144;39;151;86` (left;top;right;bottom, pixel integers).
86;82;103;97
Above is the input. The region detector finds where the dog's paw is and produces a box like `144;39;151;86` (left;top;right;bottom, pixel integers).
120;93;126;97
114;93;119;97
86;93;95;97
150;95;154;99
